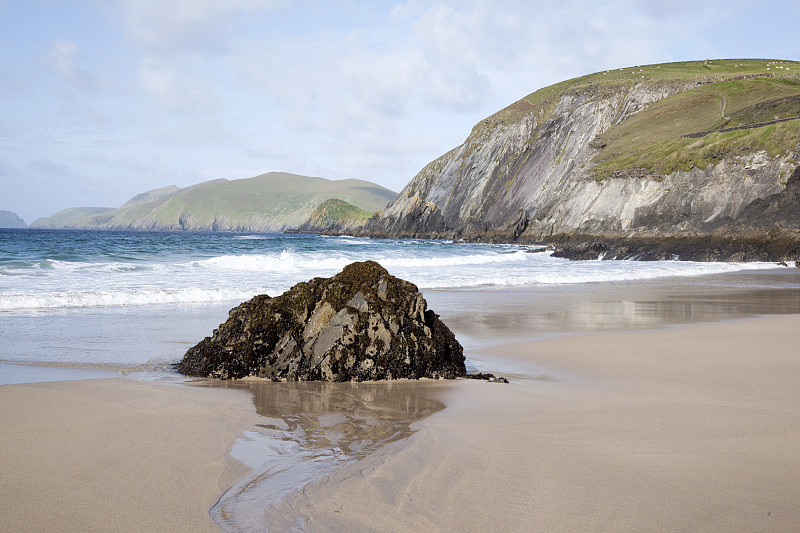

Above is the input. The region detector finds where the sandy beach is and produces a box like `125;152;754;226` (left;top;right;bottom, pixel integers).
0;378;259;533
2;313;800;532
269;314;800;532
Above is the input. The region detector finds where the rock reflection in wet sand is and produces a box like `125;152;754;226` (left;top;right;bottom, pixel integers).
202;379;449;532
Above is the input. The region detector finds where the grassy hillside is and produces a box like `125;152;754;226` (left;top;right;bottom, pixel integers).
592;75;800;178
297;198;374;233
31;207;115;228
83;172;397;231
119;185;181;208
469;59;800;184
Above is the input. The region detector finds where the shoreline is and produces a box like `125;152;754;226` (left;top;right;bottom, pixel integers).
7;226;800;263
267;313;800;532
2;310;799;531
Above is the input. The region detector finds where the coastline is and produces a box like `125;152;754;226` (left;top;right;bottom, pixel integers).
2;289;799;531
268;314;800;532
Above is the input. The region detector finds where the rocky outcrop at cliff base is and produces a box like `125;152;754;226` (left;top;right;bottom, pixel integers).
177;261;465;381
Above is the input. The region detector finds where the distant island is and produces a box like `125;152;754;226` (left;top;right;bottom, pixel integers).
32;173;397;233
0;210;27;228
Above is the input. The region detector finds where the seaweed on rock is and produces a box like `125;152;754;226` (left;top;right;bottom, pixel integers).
177;261;465;381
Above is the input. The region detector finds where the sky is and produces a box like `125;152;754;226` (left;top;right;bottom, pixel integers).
2;0;800;223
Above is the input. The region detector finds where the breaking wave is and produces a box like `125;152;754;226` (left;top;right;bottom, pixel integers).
0;231;783;311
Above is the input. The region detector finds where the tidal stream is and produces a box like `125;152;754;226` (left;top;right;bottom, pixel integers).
199;380;449;532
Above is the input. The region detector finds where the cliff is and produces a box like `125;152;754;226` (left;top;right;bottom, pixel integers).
357;59;800;261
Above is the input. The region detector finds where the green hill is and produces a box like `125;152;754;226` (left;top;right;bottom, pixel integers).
295;198;374;234
118;185;182;208
35;172;397;232
31;207;115;228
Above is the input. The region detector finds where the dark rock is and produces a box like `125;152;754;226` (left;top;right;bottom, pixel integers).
177;261;465;381
465;372;509;383
550;240;611;261
545;231;800;263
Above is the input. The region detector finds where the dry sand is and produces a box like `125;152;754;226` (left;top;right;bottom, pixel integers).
3;315;799;532
269;315;800;532
0;378;259;533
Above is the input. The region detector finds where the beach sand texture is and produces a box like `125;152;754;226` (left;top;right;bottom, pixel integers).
2;314;799;532
269;315;800;532
0;379;258;533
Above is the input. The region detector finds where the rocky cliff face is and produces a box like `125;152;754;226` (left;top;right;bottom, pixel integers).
178;261;465;381
365;80;694;237
358;60;800;261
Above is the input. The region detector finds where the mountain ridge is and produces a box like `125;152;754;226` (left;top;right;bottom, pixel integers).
32;172;397;232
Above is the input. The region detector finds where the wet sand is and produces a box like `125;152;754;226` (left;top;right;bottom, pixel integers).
2;284;800;531
0;376;452;533
201;379;452;531
269;314;800;532
0;378;259;533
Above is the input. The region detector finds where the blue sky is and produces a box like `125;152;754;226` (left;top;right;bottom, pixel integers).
2;0;799;223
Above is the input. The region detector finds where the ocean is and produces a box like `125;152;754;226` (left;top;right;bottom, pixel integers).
1;228;799;385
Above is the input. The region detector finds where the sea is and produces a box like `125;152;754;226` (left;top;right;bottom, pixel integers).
3;228;800;386
4;228;800;531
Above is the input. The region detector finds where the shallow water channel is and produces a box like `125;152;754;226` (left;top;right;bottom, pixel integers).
200;379;449;532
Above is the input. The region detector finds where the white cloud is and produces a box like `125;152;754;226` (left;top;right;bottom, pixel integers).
120;0;288;52
138;56;219;114
43;39;92;85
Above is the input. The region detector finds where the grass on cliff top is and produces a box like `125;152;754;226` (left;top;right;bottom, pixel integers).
526;59;800;109
591;76;800;178
478;59;800;134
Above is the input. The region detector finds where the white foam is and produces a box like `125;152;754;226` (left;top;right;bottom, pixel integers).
0;287;263;311
411;259;780;289
192;249;529;272
0;238;784;312
193;250;356;272
380;250;529;268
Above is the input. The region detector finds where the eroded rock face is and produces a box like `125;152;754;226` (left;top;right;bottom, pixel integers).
354;73;800;262
359;80;699;240
177;261;465;381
